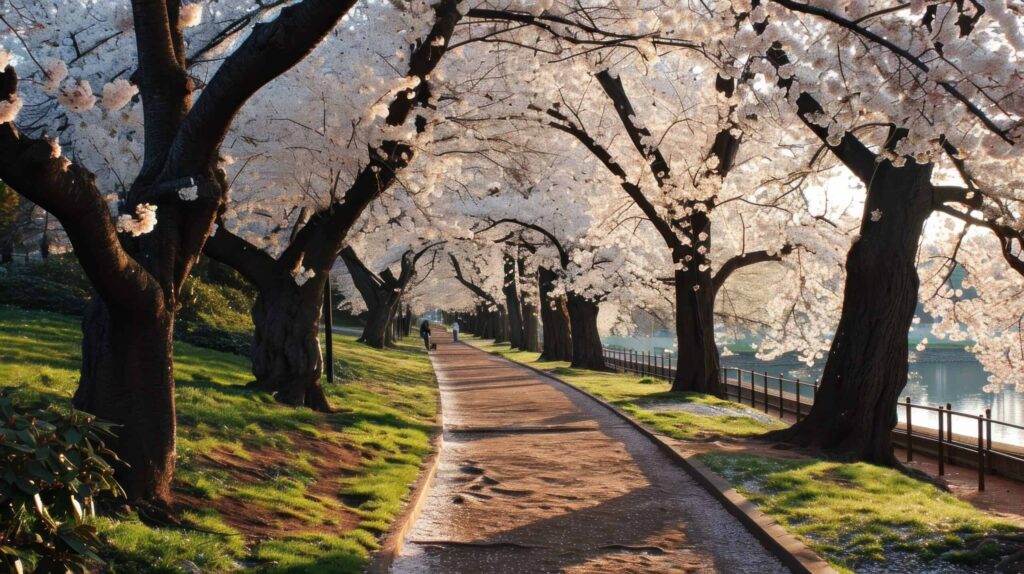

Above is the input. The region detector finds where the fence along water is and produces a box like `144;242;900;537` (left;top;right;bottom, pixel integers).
602;348;1024;490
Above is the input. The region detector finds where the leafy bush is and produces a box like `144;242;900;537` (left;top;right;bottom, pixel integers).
175;261;256;356
0;257;93;316
0;390;124;573
0;255;257;355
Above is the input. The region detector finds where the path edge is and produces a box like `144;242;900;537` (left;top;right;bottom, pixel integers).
483;349;836;574
366;349;446;574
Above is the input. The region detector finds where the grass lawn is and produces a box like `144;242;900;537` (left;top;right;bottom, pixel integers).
469;337;1023;574
0;306;438;574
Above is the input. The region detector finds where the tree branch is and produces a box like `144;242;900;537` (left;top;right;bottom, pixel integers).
202;223;279;292
478;218;569;268
0;67;162;310
712;245;792;299
159;0;358;182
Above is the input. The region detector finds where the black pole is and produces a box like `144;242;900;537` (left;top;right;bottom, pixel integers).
324;276;334;385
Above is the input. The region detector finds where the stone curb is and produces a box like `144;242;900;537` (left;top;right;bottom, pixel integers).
485;350;836;574
366;349;446;574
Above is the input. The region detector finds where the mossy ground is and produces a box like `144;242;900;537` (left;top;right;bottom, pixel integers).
469;337;1022;573
0;306;438;573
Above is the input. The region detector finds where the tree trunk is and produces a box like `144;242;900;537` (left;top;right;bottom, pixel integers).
523;301;541;353
671;211;723;396
493;308;509;344
250;280;331;411
539;266;572;362
768;162;934;464
73;300;176;506
502;254;526;349
566;293;604;370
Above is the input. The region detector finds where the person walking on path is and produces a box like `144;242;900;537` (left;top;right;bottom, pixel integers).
451;320;460;343
420;320;432;350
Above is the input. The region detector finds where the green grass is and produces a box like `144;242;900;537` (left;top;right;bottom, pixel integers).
0;305;438;573
469;337;1023;573
699;454;1020;573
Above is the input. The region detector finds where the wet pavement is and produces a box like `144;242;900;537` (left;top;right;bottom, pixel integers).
392;339;789;573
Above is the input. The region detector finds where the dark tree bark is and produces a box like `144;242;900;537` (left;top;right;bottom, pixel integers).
519;256;542;353
671;240;722;394
594;70;743;396
204;224;331;410
502;252;526;349
760;83;943;462
449;253;508;342
250;279;331;410
761;43;962;462
566;293;604;370
773;161;933;464
539;266;572;361
523;299;541;353
494;307;510;344
341;244;439;348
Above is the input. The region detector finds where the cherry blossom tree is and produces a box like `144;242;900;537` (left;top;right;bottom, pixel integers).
204;0;462;409
0;0;360;508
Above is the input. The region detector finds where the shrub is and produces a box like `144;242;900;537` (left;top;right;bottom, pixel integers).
0;257;93;316
0;255;257;355
0;390;123;573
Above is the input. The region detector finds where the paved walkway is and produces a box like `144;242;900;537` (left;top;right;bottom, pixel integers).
392;339;788;573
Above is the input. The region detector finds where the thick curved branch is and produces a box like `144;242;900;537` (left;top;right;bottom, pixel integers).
449;253;500;307
594;70;671;187
0;67;161;310
712;245;793;299
279;0;462;272
478;218;569;268
935;205;1024;276
340;246;386;307
202;224;278;292
541;106;682;253
161;0;357;181
130;0;191;180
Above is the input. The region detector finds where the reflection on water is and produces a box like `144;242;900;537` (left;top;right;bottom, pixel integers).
722;348;1024;446
605;336;1024;446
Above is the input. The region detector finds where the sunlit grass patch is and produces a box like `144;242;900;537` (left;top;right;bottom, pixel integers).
699;453;1022;572
0;306;439;573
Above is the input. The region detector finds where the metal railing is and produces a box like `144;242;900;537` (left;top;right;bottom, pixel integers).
602;347;1024;490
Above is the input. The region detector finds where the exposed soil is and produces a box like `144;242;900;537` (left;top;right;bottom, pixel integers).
174;430;361;542
392;340;788;573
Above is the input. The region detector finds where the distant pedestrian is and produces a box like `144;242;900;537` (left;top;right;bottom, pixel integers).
452;320;460;343
420;320;432;350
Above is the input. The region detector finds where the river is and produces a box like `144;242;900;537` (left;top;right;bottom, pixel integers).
602;335;1024;446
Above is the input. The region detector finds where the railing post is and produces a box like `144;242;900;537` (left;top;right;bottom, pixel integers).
812;378;819;405
946;403;954;464
774;376;782;415
795;379;802;421
763;373;769;414
905;397;913;463
978;415;986;491
985;408;993;475
750;370;756;408
938;408;945;476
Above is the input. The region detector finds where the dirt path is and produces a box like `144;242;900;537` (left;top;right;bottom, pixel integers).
392;340;789;573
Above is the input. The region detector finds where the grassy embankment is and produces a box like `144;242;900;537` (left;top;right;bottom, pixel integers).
469;337;1022;574
0;305;437;573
